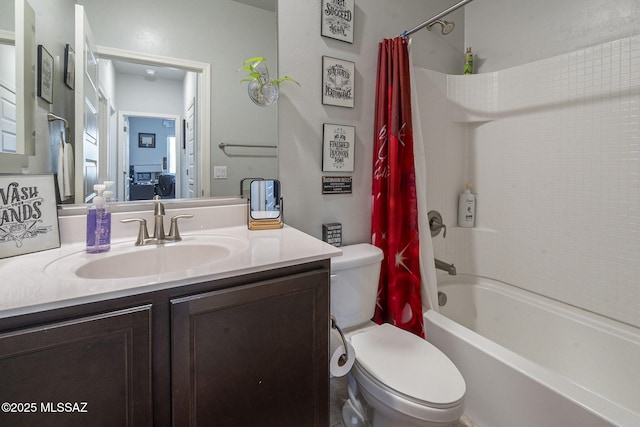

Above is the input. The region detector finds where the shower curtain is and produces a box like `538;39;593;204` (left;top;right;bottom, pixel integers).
371;37;424;337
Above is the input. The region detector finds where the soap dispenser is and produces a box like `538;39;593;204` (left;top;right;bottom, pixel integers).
458;183;476;227
86;184;111;253
103;180;115;202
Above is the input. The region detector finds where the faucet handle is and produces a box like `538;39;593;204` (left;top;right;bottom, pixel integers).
168;214;194;241
120;218;150;246
428;211;447;238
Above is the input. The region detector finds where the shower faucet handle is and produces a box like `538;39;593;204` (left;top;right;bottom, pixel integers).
428;211;446;238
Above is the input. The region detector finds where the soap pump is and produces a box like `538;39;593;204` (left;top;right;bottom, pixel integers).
86;184;111;253
103;180;115;202
457;183;476;227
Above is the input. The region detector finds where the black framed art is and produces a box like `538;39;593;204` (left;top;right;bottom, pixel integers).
321;0;354;43
322;56;355;108
37;45;54;103
322;123;355;172
64;44;75;90
138;133;156;148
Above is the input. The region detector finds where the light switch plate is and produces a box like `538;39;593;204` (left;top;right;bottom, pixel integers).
213;166;227;179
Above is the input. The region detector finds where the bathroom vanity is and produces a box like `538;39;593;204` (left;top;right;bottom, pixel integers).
0;203;340;426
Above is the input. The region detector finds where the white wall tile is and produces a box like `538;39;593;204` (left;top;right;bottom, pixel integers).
416;35;640;328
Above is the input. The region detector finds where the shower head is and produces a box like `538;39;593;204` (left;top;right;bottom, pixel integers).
427;20;455;35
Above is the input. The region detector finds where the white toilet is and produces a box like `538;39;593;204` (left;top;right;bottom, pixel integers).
331;243;465;427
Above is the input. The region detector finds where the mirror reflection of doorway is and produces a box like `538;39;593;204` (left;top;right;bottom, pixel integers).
124;114;181;201
98;52;206;202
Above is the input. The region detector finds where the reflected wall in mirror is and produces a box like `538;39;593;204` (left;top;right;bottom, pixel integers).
0;0;75;178
0;0;35;157
2;0;278;207
78;0;279;204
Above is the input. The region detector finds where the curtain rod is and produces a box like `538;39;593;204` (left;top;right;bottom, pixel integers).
400;0;475;38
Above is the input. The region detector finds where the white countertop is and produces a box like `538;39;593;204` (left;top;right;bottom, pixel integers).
0;224;342;319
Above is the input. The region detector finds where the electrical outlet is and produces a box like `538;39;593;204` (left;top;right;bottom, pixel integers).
213;166;227;179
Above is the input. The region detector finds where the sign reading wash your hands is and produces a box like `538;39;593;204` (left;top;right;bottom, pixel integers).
0;175;60;259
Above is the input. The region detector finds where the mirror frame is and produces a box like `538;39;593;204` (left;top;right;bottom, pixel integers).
249;179;282;220
2;0;36;156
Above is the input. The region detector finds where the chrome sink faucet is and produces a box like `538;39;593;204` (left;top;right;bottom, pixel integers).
121;196;193;246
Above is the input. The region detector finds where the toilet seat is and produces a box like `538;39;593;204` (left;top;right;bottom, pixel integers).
350;323;465;422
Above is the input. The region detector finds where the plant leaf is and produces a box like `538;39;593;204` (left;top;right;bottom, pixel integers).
273;76;301;86
243;56;265;65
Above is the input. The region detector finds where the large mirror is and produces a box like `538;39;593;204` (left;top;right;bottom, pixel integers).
2;0;279;207
0;0;35;157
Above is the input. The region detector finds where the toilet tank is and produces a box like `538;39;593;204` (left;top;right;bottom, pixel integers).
330;243;384;329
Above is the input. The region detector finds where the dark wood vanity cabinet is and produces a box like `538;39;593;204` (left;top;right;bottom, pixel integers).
171;268;329;427
0;305;153;427
0;260;330;427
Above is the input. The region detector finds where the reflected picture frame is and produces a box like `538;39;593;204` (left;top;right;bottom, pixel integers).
37;45;53;104
138;133;156;148
64;44;75;90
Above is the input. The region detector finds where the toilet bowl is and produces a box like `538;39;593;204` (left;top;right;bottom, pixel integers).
331;244;466;427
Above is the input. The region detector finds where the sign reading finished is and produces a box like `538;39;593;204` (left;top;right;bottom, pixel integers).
323;123;355;172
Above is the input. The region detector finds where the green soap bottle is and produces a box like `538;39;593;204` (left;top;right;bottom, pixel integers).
464;47;473;75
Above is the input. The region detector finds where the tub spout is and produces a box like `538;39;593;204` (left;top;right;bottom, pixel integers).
435;258;457;275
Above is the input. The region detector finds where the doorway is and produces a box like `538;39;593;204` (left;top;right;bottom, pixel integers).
97;46;211;199
119;112;182;201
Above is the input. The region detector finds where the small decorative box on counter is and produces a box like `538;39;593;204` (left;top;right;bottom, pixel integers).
322;223;342;247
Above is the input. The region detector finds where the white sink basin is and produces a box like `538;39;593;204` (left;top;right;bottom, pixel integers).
76;244;231;279
44;235;249;280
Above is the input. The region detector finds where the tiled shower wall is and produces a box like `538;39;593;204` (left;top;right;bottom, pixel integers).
417;35;640;328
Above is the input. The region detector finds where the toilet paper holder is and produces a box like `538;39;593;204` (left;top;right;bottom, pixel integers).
330;315;349;367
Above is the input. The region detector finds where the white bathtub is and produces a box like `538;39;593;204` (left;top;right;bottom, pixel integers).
423;274;640;427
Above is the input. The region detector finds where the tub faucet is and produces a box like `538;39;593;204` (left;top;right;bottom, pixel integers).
435;258;457;275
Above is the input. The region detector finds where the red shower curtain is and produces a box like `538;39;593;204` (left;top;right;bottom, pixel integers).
371;37;424;337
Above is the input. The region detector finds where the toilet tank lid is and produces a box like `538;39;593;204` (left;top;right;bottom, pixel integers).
331;243;384;271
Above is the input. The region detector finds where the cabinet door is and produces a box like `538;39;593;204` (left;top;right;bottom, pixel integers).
172;269;329;427
0;305;153;427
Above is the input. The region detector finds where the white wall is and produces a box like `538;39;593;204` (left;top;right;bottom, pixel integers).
115;74;183;116
277;0;465;244
465;0;640;72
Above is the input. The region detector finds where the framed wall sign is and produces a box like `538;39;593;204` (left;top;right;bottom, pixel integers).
323;123;355;172
322;56;355;108
138;133;156;148
64;44;75;90
0;174;60;258
321;0;354;43
37;45;54;103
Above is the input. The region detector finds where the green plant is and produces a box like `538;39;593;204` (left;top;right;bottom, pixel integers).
238;57;300;87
